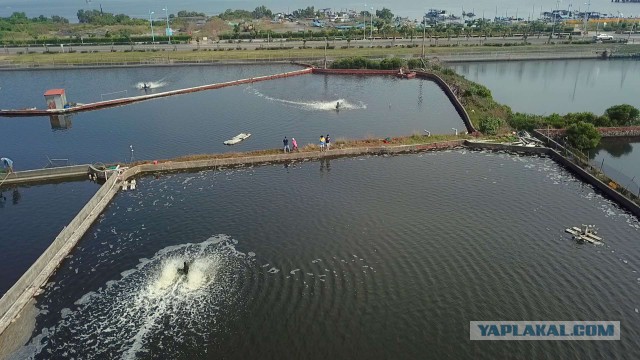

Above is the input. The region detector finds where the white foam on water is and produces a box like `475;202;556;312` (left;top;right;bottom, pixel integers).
24;234;252;359
246;86;366;111
135;80;167;90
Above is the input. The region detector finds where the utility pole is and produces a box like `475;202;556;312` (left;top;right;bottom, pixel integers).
371;7;374;41
421;15;426;58
552;0;560;38
149;10;155;44
583;0;591;37
324;38;327;69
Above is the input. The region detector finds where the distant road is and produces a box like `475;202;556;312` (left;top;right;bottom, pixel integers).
2;32;639;55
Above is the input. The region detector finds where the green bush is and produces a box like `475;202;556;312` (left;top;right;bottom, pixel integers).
379;57;404;70
508;113;545;132
479;117;502;135
566;122;601;150
605;104;640;126
463;83;492;99
407;58;423;69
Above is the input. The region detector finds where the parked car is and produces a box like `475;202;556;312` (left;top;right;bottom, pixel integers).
594;33;614;41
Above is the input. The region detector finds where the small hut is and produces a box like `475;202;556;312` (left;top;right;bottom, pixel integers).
44;89;67;110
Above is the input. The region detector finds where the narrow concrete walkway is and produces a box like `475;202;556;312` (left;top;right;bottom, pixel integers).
1;165;90;187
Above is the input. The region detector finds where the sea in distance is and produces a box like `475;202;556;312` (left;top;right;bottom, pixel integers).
12;151;640;359
2;0;639;23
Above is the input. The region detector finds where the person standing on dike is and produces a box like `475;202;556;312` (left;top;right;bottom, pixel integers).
292;137;298;151
325;134;331;150
1;157;14;174
283;137;290;153
320;135;326;151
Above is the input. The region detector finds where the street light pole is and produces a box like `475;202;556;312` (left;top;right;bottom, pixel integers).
162;7;171;44
363;4;367;40
583;0;591;37
370;7;374;40
421;15;426;58
149;10;155;43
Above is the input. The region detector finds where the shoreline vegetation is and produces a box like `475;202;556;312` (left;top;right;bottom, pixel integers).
1;5;638;46
5;43;640;64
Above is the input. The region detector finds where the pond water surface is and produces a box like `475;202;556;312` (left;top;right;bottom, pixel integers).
12;151;640;359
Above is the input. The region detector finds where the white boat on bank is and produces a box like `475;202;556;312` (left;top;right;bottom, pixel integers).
223;133;251;145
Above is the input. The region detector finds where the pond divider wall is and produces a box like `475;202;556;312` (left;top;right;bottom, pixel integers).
1;165;90;187
538;126;640;138
414;71;475;134
0;172;120;336
312;68;398;75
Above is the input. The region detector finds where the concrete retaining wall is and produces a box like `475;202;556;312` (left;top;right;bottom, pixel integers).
464;141;549;155
465;140;640;218
1;165;90;187
414;71;476;134
547;149;640;218
537;126;640;138
311;68;398;75
0;173;120;335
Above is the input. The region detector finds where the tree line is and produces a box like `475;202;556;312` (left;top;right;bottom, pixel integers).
0;12;68;28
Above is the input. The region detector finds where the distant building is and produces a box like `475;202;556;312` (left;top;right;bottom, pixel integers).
320;8;332;17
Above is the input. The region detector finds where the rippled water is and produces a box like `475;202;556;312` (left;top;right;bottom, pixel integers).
0;65;463;169
15;151;640;359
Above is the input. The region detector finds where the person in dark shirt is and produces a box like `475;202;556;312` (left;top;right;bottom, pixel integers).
283;137;290;153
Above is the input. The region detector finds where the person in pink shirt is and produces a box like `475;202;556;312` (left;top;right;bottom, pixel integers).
291;137;298;151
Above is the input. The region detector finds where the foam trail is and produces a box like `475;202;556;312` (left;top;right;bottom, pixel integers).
246;87;366;111
22;234;252;359
136;81;167;90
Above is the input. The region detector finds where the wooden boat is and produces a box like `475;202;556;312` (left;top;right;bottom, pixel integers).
396;71;416;79
224;133;251;145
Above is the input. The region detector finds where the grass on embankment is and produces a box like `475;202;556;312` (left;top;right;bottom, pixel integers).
423;65;512;130
2;42;635;66
129;133;470;166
